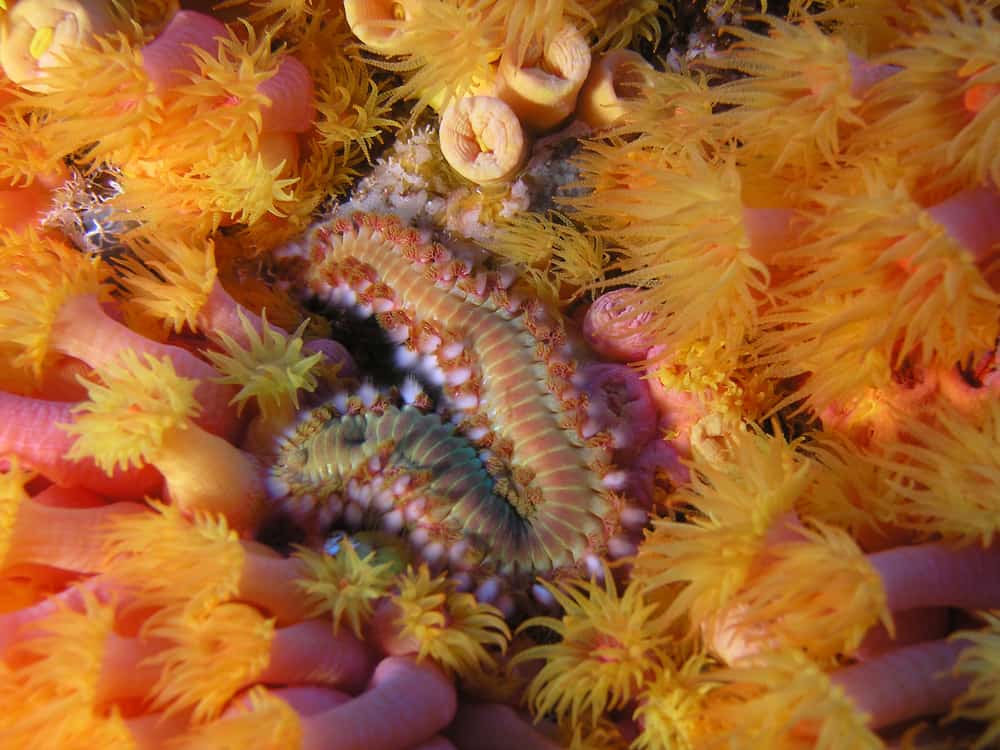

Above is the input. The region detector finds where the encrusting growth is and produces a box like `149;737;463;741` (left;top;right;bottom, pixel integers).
438;95;528;185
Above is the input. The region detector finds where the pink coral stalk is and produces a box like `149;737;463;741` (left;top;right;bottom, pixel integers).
0;574;121;656
141;10;314;133
925;186;1000;264
712;534;1000;666
140;10;228;94
855;607;951;660
871;543;1000;613
0;169;67;232
0;391;163;499
11;602;372;718
31;482;107;508
260;619;373;695
413;738;458;750
258;55;315;134
642;365;710;457
299;657;457;750
267;686;352;714
199;278;357;377
54;295;237;436
101;502;319;624
2;494;145;574
446;702;563;750
831;638;969;730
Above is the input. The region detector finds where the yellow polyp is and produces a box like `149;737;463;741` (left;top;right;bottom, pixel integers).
29;27;54;60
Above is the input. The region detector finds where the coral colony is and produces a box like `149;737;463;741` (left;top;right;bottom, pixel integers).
1;0;999;748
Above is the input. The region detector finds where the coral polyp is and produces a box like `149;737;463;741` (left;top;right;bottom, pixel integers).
269;212;639;588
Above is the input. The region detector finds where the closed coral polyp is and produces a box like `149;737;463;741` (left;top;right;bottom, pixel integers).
577;49;655;129
0;0;117;92
495;22;590;131
439;95;526;184
343;0;417;54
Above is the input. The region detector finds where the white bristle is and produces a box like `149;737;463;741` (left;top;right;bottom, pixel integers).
448;541;471;566
422;541;445;564
609;428;628;449
454;392;479;411
405;497;426;522
333;392;350;413
265;475;289;498
497;594;516;619
395;346;419;368
409;526;430;547
441;341;464;360
337;285;356;306
531;583;557;609
608;535;638;559
602;470;628;491
418;334;441;354
358;382;378;407
445;367;472;386
466;425;489;442
386;324;410;344
585;554;604;580
399;376;423;405
498;268;516;289
581;418;601;439
620;506;649;530
381;509;404;533
475;577;501;604
344;502;364;528
373;489;395;512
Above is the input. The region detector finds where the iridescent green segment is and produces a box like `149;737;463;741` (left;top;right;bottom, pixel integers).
273;404;561;574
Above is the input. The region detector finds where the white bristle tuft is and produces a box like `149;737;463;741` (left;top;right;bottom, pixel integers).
454;392;479;411
602;470;628;491
265;475;289;498
585;554;604;580
395;346;419;368
422;541;445;564
344;502;364;528
531;583;557;609
386;324;410;344
409;526;430;547
620;506;649;530
475;577;501;604
441;342;464;360
608;535;638;559
399;377;423;405
381;509;404;533
445;367;472;386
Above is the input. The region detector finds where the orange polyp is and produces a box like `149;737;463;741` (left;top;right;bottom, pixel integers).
0;181;52;231
964;82;999;113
